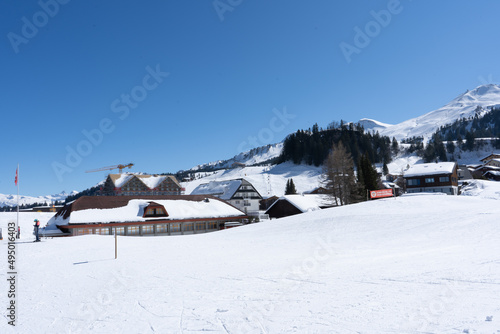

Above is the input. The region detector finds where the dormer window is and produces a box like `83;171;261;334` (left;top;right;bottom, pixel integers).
143;202;168;218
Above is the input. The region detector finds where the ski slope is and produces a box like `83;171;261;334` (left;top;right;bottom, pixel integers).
183;162;324;198
1;182;500;333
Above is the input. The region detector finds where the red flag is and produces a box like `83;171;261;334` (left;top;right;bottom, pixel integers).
15;167;18;186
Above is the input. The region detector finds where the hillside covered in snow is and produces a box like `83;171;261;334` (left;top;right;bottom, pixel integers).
1;182;499;333
0;191;77;208
188;143;283;172
362;84;500;141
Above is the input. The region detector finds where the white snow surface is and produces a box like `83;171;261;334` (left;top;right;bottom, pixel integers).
2;184;500;333
404;161;457;177
367;84;500;141
461;179;500;200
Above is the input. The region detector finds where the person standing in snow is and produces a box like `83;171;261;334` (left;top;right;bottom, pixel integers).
34;219;40;242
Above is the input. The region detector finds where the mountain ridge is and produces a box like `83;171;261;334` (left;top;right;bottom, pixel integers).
363;83;500;140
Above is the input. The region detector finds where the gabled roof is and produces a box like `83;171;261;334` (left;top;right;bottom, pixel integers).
51;195;245;226
108;174;181;189
266;194;333;214
480;153;500;163
190;179;243;200
109;174;135;188
404;162;457;178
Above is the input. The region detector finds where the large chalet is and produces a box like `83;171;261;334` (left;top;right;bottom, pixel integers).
102;173;184;196
404;162;459;195
47;195;247;237
190;179;262;214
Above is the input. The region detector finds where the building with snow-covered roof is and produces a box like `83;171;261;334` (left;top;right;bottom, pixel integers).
485;158;500;168
265;194;334;219
404;162;458;195
483;170;500;181
190;179;262;214
479;153;500;164
49;195;247;237
101;174;183;196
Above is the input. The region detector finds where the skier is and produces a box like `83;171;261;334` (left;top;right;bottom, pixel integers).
34;219;40;242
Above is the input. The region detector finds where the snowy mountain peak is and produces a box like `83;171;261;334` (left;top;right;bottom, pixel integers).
374;84;500;141
358;118;393;133
465;83;500;98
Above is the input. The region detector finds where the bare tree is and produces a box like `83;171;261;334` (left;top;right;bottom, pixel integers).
322;142;357;206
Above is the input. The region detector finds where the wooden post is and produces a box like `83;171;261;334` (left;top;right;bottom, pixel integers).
115;227;118;259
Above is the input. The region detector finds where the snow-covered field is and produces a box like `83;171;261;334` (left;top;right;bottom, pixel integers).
1;181;500;333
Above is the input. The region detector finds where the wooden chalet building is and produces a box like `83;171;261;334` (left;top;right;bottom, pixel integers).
190;179;262;214
265;194;333;219
102;174;183;196
305;187;328;195
468;153;500;181
48;195;247;237
480;153;500;164
404;162;459;195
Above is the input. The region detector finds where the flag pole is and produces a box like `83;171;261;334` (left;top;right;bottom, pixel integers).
16;164;19;236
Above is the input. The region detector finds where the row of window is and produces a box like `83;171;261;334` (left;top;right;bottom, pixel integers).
120;191;181;196
407;176;451;186
234;192;259;198
73;222;221;236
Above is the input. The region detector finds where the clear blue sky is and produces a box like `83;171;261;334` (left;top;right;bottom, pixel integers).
1;0;500;196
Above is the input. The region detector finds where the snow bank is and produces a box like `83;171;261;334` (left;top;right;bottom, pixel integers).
460;179;500;200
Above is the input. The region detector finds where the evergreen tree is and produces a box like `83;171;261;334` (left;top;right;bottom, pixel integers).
383;161;389;176
391;137;399;155
446;140;456;154
464;131;475;151
285;179;297;195
358;153;380;195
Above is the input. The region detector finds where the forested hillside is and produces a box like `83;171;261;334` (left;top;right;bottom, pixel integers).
278;122;395;167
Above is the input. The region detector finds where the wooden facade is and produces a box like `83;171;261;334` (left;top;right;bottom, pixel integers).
265;199;303;219
480;153;500;164
404;163;459;195
58;217;239;237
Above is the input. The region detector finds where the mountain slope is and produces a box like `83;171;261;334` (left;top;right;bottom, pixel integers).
0;191;77;208
188;143;283;172
366;84;500;140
